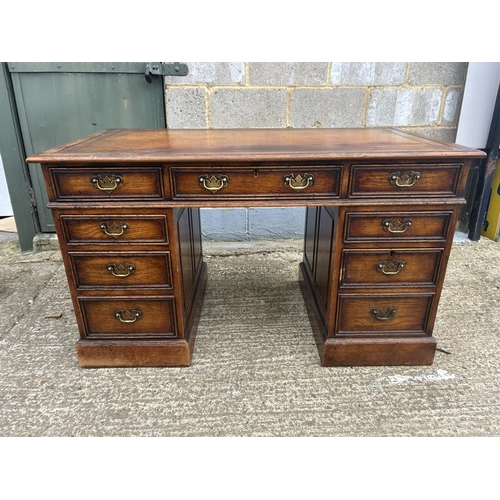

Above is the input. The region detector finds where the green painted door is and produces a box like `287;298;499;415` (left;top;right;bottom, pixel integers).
8;62;166;232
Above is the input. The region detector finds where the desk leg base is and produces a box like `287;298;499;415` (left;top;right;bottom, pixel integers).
75;264;207;368
76;339;193;368
321;337;436;367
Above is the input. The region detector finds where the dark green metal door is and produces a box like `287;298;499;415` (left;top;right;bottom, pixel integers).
8;62;166;232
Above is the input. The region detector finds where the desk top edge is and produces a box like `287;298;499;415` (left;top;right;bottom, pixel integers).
26;127;486;163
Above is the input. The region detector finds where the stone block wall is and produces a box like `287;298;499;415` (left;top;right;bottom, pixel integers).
164;62;468;241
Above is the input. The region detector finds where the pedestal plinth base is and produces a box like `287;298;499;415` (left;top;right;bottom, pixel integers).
321;337;436;367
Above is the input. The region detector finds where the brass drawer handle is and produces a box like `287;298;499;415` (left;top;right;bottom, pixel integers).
382;219;412;234
199;174;229;193
115;309;142;323
91;174;123;192
371;307;397;321
100;221;129;238
283;173;314;191
376;260;406;275
106;262;136;278
389;171;420;188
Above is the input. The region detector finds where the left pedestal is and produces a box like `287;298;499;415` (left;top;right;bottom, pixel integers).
47;181;206;368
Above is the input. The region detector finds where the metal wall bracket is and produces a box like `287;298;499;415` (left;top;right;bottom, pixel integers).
145;62;188;83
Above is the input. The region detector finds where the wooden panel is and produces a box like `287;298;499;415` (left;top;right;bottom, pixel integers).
61;214;168;244
349;164;462;198
80;297;176;338
177;208;194;311
171;166;340;199
49;166;164;201
314;207;335;313
190;208;204;277
69;252;172;289
337;295;433;335
345;211;452;242
303;207;318;272
341;249;442;287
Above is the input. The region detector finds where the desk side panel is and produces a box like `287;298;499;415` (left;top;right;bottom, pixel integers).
302;206;339;331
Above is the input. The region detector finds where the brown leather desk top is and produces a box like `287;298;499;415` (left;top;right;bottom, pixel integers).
27;127;485;164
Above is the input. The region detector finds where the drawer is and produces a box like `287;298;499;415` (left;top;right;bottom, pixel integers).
349;164;462;198
69;252;172;290
344;211;453;242
48;166;164;200
79;297;177;338
60;214;168;245
341;249;443;287
337;295;432;335
171;166;341;199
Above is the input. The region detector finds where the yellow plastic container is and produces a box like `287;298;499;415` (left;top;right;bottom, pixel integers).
482;159;500;241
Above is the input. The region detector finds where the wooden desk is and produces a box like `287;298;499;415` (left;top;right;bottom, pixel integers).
27;128;485;368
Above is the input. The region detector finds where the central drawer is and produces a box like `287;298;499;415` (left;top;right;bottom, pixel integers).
170;166;341;199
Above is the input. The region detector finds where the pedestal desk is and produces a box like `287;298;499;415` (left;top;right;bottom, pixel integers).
27;128;485;368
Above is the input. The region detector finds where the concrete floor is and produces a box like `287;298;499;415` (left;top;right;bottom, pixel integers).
0;232;499;436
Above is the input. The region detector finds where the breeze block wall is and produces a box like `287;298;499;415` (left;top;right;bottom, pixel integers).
164;62;468;241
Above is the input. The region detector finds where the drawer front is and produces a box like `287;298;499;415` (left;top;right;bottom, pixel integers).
345;211;452;242
70;252;172;289
79;297;176;338
60;215;168;245
341;249;442;287
49;167;164;200
337;295;432;335
171;166;341;199
349;164;462;198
